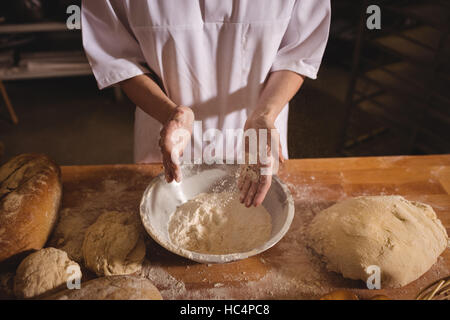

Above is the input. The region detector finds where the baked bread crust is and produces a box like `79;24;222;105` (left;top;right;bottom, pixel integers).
0;154;62;263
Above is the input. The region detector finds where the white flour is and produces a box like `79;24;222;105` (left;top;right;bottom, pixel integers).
168;191;272;254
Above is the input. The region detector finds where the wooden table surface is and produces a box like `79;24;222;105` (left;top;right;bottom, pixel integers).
53;155;450;300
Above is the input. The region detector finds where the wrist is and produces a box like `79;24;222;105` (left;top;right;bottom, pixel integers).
173;106;194;120
168;105;194;128
248;108;277;125
164;105;188;123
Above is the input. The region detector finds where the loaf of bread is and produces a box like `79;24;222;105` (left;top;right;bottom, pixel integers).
0;154;62;263
46;275;163;300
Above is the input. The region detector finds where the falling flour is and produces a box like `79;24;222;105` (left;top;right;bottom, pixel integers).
168;191;272;254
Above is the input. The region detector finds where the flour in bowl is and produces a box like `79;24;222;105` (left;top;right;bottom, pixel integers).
168;191;272;254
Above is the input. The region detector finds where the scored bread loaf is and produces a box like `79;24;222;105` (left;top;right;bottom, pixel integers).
46;275;163;300
0;154;62;263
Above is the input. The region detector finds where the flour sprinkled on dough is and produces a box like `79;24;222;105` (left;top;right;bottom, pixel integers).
168;192;272;254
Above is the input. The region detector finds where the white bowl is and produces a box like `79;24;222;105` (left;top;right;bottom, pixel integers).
140;164;294;263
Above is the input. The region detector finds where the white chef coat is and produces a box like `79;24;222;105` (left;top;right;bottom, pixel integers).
82;0;330;163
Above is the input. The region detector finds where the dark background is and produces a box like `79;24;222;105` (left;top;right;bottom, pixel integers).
0;0;449;165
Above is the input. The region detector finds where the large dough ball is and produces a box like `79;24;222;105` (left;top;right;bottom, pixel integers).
308;196;448;288
46;275;162;300
82;211;146;276
14;247;81;299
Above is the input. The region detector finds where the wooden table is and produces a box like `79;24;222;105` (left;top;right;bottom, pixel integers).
53;155;450;300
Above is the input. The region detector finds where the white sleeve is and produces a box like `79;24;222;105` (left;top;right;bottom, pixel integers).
81;0;149;89
271;0;331;80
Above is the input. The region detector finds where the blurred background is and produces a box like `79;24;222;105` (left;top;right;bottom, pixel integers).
0;0;449;165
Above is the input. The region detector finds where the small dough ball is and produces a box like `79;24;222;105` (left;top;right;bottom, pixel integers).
308;196;448;288
320;290;359;300
46;275;162;300
14;247;81;299
82;211;146;276
0;272;15;298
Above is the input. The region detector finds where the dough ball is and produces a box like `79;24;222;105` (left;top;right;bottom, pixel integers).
0;272;14;298
46;275;162;300
14;247;81;299
50;207;98;263
307;196;448;288
82;211;146;276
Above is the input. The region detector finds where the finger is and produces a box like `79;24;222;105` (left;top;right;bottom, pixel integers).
253;174;272;206
163;155;174;183
239;177;252;204
162;142;179;183
164;168;170;183
165;166;173;183
164;168;172;183
237;165;247;189
238;176;245;190
161;151;170;182
245;181;259;207
159;137;172;182
173;162;182;182
168;156;179;183
259;155;274;176
279;142;285;163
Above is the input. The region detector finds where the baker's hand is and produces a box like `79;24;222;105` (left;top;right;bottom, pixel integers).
159;106;194;183
238;115;284;207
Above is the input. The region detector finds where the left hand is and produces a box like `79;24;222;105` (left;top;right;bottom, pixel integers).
238;115;285;207
158;106;194;183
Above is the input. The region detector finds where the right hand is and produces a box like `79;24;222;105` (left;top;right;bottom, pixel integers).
238;115;284;207
158;106;194;183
